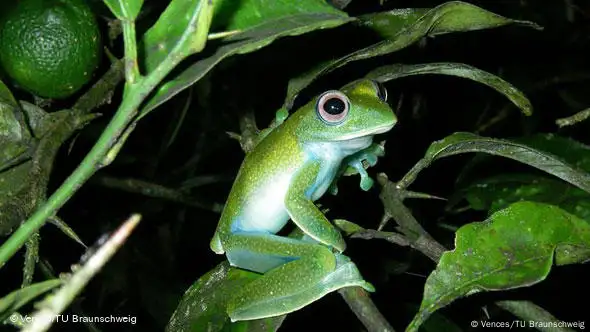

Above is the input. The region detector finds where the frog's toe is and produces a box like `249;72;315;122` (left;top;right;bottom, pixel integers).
360;281;376;292
367;143;385;156
360;176;374;191
364;153;379;166
275;107;289;123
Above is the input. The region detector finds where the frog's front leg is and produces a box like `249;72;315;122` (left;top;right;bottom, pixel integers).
329;142;386;194
286;161;346;251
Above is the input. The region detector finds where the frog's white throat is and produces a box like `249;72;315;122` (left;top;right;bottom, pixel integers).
335;135;374;155
305;135;373;162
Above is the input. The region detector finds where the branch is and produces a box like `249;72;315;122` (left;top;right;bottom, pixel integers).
91;175;224;212
339;287;395;332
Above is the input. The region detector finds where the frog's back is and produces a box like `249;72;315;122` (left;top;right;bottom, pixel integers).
210;125;304;254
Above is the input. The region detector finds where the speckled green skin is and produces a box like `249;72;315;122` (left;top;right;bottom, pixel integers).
210;79;397;321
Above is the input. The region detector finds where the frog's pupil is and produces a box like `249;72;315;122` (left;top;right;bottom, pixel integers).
324;98;345;115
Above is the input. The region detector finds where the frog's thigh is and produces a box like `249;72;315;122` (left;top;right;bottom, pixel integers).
225;232;336;319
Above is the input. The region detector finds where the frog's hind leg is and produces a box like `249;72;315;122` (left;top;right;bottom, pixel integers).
224;233;374;321
224;233;336;321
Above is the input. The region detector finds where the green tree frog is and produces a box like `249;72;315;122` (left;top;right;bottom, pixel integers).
210;79;397;321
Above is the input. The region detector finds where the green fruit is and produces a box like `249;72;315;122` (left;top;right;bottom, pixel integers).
0;0;101;99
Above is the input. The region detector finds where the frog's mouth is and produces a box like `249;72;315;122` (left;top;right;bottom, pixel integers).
332;122;395;141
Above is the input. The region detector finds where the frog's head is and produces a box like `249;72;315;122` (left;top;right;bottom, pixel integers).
295;79;397;145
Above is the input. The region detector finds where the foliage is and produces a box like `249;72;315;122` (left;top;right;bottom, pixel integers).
0;0;588;331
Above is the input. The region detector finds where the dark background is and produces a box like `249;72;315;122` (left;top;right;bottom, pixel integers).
2;0;589;331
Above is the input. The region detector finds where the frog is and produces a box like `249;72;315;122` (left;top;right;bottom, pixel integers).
210;79;397;322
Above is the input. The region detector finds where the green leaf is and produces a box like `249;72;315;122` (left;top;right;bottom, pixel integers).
0;102;47;235
143;0;214;72
366;62;532;116
450;135;590;220
454;134;590;191
285;1;541;106
456;174;590;222
142;13;353;114
0;279;62;322
213;0;347;31
358;9;431;40
407;201;590;331
401;132;590;195
402;304;462;332
0;80;23;146
0;91;26;169
0;80;19;109
49;217;86;247
0;104;82;235
103;0;144;20
514;134;590;172
165;261;286;332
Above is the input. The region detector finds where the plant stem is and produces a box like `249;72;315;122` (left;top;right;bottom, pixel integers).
0;94;141;268
0;0;213;269
339;287;395;332
122;20;140;84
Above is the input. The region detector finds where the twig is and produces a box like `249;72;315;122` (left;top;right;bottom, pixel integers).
496;301;577;332
91;175;224;212
48;216;86;248
22;214;141;332
477;72;590;133
475;105;510;134
352;229;410;247
339;287;395;332
72;59;125;114
179;174;232;190
555;107;590;128
22;232;40;287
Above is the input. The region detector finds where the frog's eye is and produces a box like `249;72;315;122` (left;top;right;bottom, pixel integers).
316;90;349;124
372;81;388;102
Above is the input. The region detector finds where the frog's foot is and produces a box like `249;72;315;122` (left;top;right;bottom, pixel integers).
320;253;375;292
343;143;385;173
328;143;386;194
251;253;374;316
356;142;385;167
344;143;387;191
